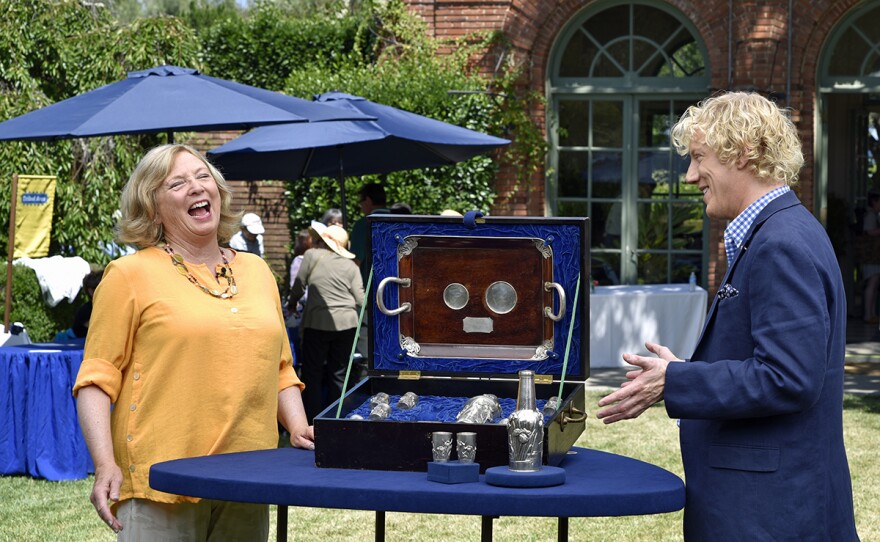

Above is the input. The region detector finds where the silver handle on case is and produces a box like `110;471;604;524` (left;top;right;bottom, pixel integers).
544;281;566;322
376;277;412;316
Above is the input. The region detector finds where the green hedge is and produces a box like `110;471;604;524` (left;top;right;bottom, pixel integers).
0;264;80;343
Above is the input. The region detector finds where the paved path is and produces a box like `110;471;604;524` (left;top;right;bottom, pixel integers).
587;317;880;397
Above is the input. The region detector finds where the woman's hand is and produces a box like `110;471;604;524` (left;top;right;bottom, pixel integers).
90;461;124;533
278;386;315;450
76;385;123;532
289;424;316;450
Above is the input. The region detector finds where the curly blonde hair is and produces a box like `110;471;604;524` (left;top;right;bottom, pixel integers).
670;92;804;186
116;144;240;249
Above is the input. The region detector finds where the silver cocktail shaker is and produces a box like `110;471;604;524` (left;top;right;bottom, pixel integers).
506;370;544;471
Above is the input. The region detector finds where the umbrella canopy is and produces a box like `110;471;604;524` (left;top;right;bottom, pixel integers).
207;92;510;223
0;66;373;141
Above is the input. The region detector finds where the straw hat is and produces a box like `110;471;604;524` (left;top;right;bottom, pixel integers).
309;220;355;259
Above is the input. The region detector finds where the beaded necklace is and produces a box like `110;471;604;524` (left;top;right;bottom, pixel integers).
161;242;238;299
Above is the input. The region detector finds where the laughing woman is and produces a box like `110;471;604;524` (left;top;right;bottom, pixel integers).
73;144;313;541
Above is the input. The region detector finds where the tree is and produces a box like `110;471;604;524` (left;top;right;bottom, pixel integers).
0;0;202;267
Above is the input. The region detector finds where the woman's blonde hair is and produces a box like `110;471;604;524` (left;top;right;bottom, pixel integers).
116;144;239;249
670;92;804;186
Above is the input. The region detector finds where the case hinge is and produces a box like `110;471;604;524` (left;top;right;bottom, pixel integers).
534;374;553;385
398;370;421;380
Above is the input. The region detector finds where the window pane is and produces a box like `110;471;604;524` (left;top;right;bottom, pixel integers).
668;41;705;77
637;200;672;251
633;4;678;46
828;6;880;76
559;100;589;146
595;200;622;248
585;4;629;45
636;252;668;284
590;151;623;197
592;252;621;285
557;200;589;217
559;29;598;77
639;100;673;147
638;150;671;187
593;101;623;147
672;202;705;250
670;253;701;284
558;151;589;197
594;41;628;76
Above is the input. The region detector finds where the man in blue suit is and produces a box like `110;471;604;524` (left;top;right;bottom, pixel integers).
597;92;859;540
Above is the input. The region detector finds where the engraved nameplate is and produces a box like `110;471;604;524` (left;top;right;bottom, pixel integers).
463;317;494;333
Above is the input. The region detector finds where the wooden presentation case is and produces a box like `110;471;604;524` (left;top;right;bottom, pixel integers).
314;214;590;472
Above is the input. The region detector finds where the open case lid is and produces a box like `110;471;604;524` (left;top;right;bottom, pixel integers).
366;214;589;380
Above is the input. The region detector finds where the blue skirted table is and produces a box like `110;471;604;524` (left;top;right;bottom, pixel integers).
150;446;684;541
0;342;93;481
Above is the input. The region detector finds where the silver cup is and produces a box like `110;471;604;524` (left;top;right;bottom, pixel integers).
456;432;477;464
397;391;419;410
369;392;390;409
542;396;560;417
368;403;392;420
431;431;454;462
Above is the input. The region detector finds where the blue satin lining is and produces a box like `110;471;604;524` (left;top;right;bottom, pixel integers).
346;395;553;424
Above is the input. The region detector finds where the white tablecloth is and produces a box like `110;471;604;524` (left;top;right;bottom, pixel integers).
590;284;708;368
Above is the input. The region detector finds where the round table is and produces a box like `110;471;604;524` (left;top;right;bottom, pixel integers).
150;446;684;541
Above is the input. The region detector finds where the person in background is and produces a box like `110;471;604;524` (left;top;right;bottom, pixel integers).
860;191;880;324
389;202;412;215
349;184;389;366
596;92;858;540
73;144;313;540
321;208;344;227
229;212;265;257
350;183;389;284
286;229;313;366
288;221;364;422
54;269;104;342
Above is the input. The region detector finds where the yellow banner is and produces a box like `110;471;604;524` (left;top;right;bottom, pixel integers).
14;175;56;258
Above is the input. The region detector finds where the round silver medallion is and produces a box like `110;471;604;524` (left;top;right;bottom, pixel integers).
443;283;469;310
485;281;517;314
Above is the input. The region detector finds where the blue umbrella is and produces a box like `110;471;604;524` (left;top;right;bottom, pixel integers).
0;67;373;142
207;92;510;224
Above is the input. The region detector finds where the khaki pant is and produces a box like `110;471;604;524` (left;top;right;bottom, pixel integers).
115;498;269;542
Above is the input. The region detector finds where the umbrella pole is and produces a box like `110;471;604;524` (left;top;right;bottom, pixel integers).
167;130;174;144
337;145;348;230
4;174;18;332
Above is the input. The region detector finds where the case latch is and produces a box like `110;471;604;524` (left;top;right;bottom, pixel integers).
534;374;553;385
398;370;421;380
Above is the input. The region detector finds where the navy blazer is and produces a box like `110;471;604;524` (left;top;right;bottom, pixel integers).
665;191;859;541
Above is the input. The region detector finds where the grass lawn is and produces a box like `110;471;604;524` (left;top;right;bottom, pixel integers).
1;390;877;541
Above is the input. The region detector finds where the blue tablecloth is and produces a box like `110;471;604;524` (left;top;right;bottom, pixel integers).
151;447;684;518
0;342;93;481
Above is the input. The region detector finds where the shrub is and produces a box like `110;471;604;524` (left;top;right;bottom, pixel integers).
0;264;80;343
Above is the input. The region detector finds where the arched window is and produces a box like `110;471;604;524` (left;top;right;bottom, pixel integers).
547;1;709;285
821;3;880;81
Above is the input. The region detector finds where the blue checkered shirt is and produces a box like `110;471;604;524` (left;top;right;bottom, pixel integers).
723;186;790;264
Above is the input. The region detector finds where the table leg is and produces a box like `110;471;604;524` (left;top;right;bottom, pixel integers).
481;515;496;541
557;517;568;541
277;505;288;542
375;510;385;542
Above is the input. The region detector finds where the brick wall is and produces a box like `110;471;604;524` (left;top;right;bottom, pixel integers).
405;0;863;293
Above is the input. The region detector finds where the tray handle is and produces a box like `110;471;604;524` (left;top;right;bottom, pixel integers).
376;277;412;316
544;281;566;322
